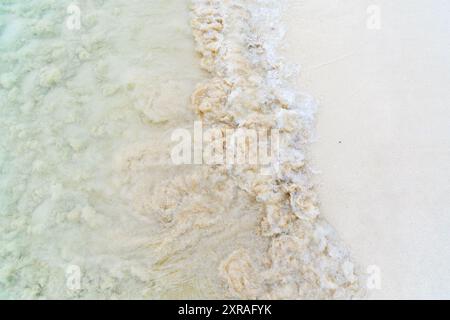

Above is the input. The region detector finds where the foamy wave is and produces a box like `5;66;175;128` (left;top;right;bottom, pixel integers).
190;0;363;299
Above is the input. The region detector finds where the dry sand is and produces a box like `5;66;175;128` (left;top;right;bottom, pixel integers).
283;0;450;298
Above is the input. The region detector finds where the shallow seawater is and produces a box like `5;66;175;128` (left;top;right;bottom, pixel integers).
0;0;252;299
1;0;362;300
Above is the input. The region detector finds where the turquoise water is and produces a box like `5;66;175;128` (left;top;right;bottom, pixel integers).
0;0;213;299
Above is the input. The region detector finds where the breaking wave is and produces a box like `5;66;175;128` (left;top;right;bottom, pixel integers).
186;0;363;299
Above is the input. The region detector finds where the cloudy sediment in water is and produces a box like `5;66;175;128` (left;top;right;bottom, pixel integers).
0;0;361;299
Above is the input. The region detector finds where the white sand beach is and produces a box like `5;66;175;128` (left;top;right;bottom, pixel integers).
283;0;450;299
0;0;448;299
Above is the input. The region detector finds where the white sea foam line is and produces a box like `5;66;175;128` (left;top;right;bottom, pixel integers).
189;0;363;299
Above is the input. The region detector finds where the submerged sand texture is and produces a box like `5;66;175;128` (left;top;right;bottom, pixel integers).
283;0;450;299
0;0;213;299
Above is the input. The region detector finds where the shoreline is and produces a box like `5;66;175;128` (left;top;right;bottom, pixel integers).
190;0;361;299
